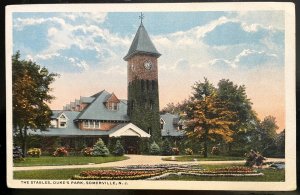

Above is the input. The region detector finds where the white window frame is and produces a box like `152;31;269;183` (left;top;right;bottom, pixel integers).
83;121;89;128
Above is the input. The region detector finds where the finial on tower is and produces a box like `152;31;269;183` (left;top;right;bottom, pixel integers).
139;12;144;24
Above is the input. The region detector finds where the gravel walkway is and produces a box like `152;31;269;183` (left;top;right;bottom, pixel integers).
13;155;285;171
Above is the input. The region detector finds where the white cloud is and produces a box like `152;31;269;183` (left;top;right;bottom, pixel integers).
14;17;66;30
35;53;60;60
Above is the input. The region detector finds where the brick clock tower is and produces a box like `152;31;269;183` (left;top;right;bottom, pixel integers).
124;14;161;141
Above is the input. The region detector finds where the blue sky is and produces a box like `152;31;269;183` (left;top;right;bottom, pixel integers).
12;11;286;130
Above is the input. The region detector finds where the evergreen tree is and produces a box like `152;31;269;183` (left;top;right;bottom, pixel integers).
161;139;172;155
149;141;160;155
92;138;110;157
113;140;125;156
217;79;258;152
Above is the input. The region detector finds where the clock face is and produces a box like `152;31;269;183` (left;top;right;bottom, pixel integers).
144;60;152;70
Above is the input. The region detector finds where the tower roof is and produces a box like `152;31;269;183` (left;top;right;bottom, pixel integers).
124;23;161;61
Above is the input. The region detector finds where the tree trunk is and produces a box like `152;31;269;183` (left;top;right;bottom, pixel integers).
203;128;209;158
21;128;28;157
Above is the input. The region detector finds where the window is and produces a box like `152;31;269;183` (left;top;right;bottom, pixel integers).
60;115;66;119
152;80;155;90
89;121;95;128
95;121;100;129
177;125;183;130
83;121;89;128
146;80;149;91
148;127;152;135
160;119;165;130
60;122;66;128
141;80;145;91
113;103;118;110
150;100;153;110
107;102;118;111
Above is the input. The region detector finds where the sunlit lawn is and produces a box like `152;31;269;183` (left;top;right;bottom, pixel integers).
14;156;129;167
13;163;284;181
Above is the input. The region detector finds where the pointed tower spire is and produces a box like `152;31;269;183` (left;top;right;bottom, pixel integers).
123;13;161;61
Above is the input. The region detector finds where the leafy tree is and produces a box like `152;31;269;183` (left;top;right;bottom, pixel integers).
92;138;110;157
185;78;236;157
113;140;125;156
12;51;58;155
250;116;279;155
275;129;285;157
216;79;258;152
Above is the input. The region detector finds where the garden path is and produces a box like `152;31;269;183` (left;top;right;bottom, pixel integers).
13;155;284;171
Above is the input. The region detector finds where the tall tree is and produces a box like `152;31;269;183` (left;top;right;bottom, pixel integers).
217;79;258;152
185;78;236;157
12;51;58;155
248;115;279;155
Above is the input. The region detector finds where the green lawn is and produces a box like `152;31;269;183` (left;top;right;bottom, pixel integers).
13;163;284;182
162;168;285;182
162;155;244;161
14;156;129;167
14;168;101;180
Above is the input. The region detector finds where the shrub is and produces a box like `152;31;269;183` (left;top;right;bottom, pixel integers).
82;147;93;156
161;140;172;156
149;141;160;155
185;148;193;155
172;147;180;155
13;146;24;162
211;146;220;155
27;148;42;157
92;138;110;157
113;140;125;156
53;147;68;157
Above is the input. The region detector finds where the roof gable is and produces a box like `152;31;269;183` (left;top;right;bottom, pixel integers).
104;93;120;103
76;90;129;121
109;123;151;138
124;24;161;60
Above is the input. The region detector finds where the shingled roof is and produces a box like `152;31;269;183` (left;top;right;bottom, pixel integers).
76;90;130;121
161;113;185;137
123;23;161;61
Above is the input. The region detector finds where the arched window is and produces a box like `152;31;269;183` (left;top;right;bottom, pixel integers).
146;80;150;91
152;80;155;90
150;100;153;110
141;80;145;91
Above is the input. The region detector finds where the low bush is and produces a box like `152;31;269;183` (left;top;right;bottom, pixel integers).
211;146;220;155
149;141;160;155
185;148;193;155
53;147;68;157
27;148;42;157
82;147;93;156
92;138;110;157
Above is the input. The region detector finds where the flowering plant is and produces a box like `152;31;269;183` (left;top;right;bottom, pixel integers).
172;147;180;155
27;148;42;157
185;148;193;155
82;147;93;156
53;147;68;157
73;170;166;180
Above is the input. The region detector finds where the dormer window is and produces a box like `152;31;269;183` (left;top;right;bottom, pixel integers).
160;118;165;130
105;93;120;111
57;113;68;128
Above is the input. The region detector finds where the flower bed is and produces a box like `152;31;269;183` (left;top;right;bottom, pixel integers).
72;170;166;180
72;165;263;180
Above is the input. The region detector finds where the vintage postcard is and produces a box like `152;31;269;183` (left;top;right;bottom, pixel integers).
6;3;296;190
